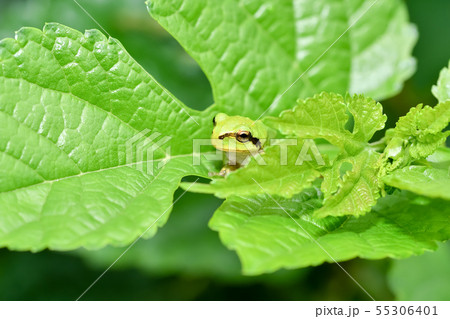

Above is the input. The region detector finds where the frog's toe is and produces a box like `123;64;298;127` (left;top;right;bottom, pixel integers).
219;167;231;177
208;170;228;177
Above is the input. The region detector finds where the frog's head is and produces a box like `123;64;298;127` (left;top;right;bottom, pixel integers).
211;113;269;153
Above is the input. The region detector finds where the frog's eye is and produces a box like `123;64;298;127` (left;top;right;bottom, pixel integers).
212;116;216;126
236;131;251;143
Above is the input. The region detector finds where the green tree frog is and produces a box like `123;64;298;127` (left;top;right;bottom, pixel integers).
211;113;272;176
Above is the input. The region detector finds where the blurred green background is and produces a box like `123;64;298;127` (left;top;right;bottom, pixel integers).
0;0;448;300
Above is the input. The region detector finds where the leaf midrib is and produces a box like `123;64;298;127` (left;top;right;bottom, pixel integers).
0;152;214;196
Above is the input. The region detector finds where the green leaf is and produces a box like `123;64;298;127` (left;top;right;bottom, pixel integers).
380;101;450;173
75;192;245;279
265;93;386;155
210;190;450;275
388;242;450;301
314;149;382;218
0;23;212;251
383;166;450;200
148;0;416;117
426;147;450;170
432;60;450;103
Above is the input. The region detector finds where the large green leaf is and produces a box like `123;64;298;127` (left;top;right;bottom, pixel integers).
209;190;450;275
148;0;416;117
383;166;450;200
388;242;450;301
74;191;245;279
0;23;213;251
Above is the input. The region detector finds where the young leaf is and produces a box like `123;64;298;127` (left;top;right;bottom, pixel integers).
432;60;450;103
0;23;212;251
383;166;450;200
209;190;450;275
148;0;416;117
314;149;382;218
264;93;386;155
264;93;386;217
380;101;450;173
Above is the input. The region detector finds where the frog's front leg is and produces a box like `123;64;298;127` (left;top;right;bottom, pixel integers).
208;151;248;177
208;164;239;177
218;164;236;177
